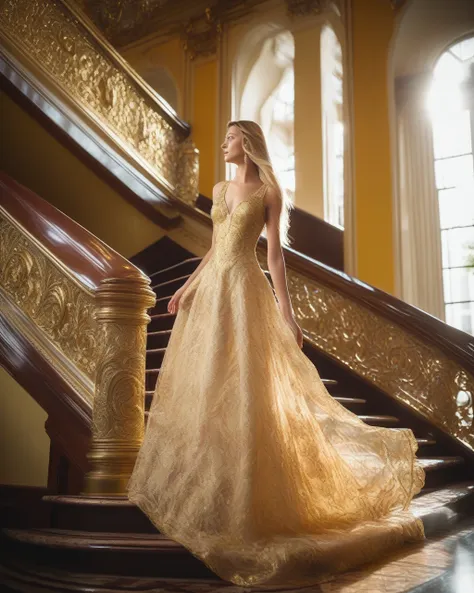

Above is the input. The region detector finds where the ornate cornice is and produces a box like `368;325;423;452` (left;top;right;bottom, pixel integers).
390;0;408;9
285;0;328;17
182;6;223;61
74;0;346;50
74;0;250;49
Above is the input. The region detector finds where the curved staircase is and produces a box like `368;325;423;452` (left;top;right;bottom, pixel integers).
2;233;474;592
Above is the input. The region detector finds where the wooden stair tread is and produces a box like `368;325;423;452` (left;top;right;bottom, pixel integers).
147;330;171;336
151;273;191;288
412;482;474;508
359;415;399;424
419;457;464;471
149;258;201;279
149;313;174;320
416;438;437;447
333;396;366;405
2;528;179;550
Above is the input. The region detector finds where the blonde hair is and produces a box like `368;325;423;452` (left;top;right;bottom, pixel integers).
227;120;294;248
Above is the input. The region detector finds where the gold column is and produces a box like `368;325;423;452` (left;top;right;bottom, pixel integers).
84;277;156;495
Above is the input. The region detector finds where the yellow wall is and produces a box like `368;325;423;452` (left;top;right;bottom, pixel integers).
192;60;218;197
122;37;185;115
0;91;167;485
352;0;396;293
0;368;50;487
0;91;165;261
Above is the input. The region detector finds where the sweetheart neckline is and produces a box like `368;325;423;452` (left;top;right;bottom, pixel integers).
221;180;266;219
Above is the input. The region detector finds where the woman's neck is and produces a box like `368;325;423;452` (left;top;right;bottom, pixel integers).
233;160;260;185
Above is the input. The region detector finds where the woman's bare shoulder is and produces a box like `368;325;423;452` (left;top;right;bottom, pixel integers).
264;185;282;209
212;181;227;200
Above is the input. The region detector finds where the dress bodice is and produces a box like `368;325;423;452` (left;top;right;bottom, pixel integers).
210;181;268;273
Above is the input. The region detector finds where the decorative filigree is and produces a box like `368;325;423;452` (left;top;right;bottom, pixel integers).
92;322;146;440
175;139;200;204
85;277;156;494
286;0;327;16
0;0;184;194
256;250;474;453
74;0;170;41
0;216;97;380
182;7;223;60
390;0;407;9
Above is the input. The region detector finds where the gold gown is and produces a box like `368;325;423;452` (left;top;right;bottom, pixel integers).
127;181;426;588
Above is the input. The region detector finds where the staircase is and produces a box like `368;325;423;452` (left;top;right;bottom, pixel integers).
1;0;474;589
136;237;473;491
2;234;474;592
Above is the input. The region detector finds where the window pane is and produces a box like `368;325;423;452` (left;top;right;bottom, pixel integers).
432;110;472;159
438;185;474;230
435;154;474;190
449;38;474;62
445;301;474;334
441;227;474;268
443;267;474;303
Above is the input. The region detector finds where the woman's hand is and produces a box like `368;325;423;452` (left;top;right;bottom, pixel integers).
285;316;304;349
167;286;186;314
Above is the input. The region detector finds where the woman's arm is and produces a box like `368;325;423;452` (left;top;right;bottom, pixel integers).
168;182;223;314
265;187;303;348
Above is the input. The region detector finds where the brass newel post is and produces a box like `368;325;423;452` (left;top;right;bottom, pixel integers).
84;276;156;495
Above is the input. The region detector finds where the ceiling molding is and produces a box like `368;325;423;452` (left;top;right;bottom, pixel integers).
390;0;408;9
73;0;345;50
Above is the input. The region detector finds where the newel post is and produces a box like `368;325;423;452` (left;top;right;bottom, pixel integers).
83;276;156;495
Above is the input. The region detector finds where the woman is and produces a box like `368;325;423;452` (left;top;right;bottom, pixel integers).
127;120;425;588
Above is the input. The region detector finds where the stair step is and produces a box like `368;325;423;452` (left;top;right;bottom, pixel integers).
151;273;190;288
416;438;437;447
1;528;214;579
420;457;465;471
7;482;474;582
411;482;474;537
146;330;171;350
148;257;201;282
151;274;191;296
333;396;366;405
359;415;399;425
148;313;175;332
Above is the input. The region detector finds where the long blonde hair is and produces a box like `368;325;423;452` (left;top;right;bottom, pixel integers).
227;120;294;248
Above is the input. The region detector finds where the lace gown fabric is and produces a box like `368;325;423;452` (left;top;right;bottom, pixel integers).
127;181;426;587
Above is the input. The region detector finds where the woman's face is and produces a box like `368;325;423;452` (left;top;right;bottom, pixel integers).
221;125;245;164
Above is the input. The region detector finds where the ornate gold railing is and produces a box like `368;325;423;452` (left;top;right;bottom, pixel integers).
256;248;474;454
0;0;199;206
0;172;156;494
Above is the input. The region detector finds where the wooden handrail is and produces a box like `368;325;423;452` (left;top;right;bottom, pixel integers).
1;171;157;495
280;245;474;371
60;0;190;138
0;172;147;291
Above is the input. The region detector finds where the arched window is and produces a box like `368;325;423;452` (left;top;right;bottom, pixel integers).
236;29;295;201
321;26;344;228
428;37;474;334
